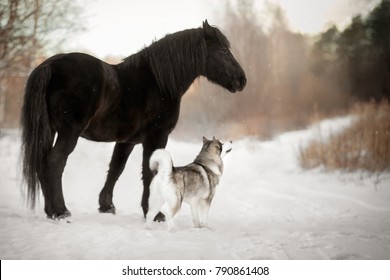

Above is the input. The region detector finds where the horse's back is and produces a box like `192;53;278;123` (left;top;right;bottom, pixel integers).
46;52;105;91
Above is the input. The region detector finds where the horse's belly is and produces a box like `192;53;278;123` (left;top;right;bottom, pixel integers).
80;119;143;143
80;130;116;142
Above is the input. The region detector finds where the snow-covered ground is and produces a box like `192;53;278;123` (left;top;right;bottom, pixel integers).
1;118;389;260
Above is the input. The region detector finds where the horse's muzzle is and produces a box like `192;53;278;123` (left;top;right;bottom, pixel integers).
230;75;247;93
238;75;247;91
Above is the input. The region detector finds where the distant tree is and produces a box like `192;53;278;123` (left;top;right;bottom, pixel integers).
310;0;390;102
337;15;373;100
0;0;84;77
366;0;390;100
0;0;84;126
311;25;339;76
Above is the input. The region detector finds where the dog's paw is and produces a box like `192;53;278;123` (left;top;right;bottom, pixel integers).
153;212;166;222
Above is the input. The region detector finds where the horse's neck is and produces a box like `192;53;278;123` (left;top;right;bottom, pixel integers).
117;56;199;98
177;75;199;97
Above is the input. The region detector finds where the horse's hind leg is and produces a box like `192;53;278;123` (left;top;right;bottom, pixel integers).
99;143;134;214
40;126;80;219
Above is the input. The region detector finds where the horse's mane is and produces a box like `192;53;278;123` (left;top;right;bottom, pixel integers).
123;25;230;99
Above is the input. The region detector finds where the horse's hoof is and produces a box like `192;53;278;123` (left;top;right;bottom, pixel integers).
48;209;72;220
98;204;116;214
153;212;165;222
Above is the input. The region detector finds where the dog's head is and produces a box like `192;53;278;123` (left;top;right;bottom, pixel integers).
202;136;232;159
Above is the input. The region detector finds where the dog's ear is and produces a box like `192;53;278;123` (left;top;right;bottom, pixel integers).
213;136;216;141
203;136;208;144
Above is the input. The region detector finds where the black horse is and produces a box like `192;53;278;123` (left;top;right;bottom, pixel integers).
21;20;246;220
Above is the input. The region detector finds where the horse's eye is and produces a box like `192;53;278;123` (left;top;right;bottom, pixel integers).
220;48;228;54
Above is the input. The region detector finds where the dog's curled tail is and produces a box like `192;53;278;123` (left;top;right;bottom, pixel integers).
149;149;173;175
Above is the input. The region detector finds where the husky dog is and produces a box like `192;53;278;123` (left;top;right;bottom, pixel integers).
146;137;232;231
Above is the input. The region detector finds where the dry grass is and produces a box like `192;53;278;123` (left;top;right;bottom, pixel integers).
299;100;390;175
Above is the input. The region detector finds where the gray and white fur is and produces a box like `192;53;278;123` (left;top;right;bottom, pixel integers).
146;137;232;231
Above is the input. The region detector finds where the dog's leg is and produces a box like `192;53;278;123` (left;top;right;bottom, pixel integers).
146;203;163;229
145;181;164;230
189;200;201;228
159;187;182;232
161;203;175;232
199;200;211;228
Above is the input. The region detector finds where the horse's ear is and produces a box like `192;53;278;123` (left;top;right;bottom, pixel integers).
203;20;214;38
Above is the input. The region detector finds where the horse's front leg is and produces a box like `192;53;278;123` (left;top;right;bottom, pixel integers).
98;142;135;214
141;133;168;221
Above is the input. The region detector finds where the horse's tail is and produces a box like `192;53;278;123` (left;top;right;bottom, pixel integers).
21;63;54;209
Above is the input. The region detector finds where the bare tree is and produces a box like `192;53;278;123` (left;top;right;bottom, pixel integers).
0;0;84;126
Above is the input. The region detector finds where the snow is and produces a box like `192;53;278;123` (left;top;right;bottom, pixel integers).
0;117;389;260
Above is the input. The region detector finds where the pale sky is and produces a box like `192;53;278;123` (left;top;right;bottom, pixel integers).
68;0;379;59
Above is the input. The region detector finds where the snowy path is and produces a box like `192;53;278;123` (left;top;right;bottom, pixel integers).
1;118;389;259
